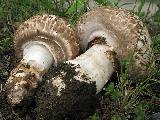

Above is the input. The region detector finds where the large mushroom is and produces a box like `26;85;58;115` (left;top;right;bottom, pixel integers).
77;6;152;77
5;14;79;106
34;7;152;119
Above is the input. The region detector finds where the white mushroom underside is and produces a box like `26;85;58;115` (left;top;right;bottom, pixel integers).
67;44;114;93
23;41;54;71
78;21;118;51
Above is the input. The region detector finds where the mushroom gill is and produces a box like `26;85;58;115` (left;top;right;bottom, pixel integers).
5;14;80;106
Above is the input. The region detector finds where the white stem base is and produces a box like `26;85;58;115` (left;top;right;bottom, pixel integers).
23;41;54;72
67;44;114;93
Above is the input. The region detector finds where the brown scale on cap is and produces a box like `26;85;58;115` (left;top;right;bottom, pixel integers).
76;7;152;77
15;14;79;62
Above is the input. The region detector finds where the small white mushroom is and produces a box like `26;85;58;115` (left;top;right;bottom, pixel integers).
5;14;79;106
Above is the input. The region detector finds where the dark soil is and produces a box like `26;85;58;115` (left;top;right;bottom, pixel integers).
0;49;17;85
33;63;98;120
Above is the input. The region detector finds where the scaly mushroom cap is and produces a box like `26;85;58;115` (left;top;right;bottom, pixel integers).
76;7;152;77
15;14;79;64
5;14;80;106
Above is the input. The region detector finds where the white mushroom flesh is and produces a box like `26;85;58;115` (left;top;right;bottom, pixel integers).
67;44;115;93
23;41;54;71
78;21;118;51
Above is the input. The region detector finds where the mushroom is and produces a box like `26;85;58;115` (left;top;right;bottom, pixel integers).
5;14;79;106
34;7;152;119
76;7;152;77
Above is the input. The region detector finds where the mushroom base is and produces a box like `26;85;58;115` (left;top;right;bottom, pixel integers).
5;41;55;106
5;60;44;106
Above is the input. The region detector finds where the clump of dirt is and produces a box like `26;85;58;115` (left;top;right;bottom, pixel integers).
87;36;106;49
33;63;98;120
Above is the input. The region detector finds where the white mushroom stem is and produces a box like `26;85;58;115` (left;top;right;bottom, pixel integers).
23;41;54;72
52;44;115;95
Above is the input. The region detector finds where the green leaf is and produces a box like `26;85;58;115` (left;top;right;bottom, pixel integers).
135;103;146;120
66;0;85;14
91;113;99;120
